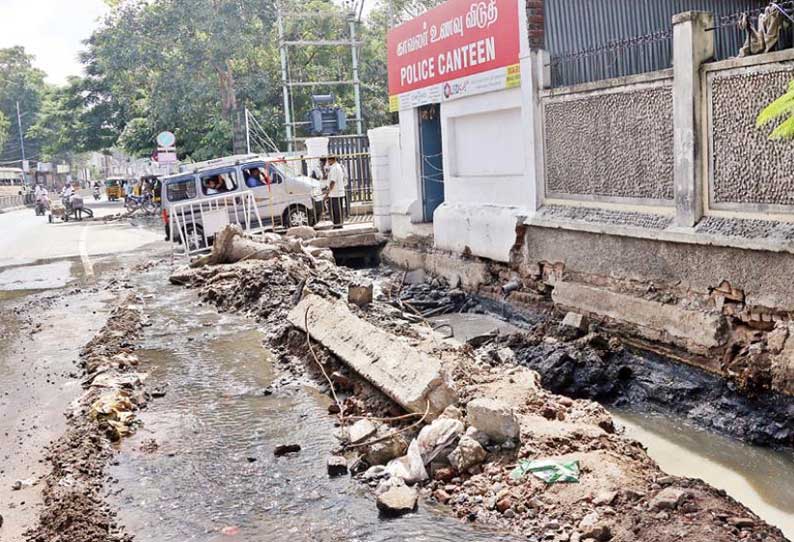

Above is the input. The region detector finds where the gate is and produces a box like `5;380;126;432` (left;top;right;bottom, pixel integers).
169;190;265;257
328;135;372;203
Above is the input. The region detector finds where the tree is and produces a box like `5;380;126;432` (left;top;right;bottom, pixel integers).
757;80;794;140
0;47;47;163
0;111;9;150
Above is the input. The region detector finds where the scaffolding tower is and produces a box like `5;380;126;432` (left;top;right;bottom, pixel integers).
277;1;365;151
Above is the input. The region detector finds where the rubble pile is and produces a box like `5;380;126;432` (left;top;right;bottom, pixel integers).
25;297;147;542
169;227;788;542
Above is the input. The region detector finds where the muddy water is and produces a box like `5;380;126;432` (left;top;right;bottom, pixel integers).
613;410;794;540
110;269;522;542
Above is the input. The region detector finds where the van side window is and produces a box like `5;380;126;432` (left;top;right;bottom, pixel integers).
242;167;267;188
266;163;284;184
201;171;238;196
166;178;197;202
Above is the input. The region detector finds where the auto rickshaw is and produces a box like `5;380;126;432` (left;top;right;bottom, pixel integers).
105;177;123;201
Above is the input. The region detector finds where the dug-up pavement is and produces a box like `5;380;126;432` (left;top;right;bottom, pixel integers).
170;225;787;542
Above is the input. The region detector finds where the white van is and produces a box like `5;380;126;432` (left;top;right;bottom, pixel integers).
161;155;325;248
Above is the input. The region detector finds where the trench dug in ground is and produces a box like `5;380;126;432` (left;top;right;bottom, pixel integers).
164;225;792;542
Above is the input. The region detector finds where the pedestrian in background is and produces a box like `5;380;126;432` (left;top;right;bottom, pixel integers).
325;155;347;229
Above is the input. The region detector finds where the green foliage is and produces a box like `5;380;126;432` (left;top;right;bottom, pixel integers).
0;111;9;149
16;0;447;161
757;80;794;140
0;46;47;163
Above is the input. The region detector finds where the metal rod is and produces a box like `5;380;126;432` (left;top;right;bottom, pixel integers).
287;80;357;87
244;107;251;154
283;39;363;46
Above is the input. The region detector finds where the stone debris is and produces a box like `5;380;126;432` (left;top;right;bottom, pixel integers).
649;487;689;511
24;297;144;542
448;435;487;472
168;231;790;542
327;456;349;477
348;281;374;307
348;419;378;444
376;484;419;517
466;398;520;443
288;294;458;417
273;444;302;457
562;312;588;331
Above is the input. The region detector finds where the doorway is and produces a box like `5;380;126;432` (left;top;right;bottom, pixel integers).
418;103;444;222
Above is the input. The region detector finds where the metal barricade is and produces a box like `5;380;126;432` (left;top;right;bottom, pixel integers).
169;190;265;257
0;195;24;210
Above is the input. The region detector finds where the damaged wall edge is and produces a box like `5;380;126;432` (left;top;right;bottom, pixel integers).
381;222;794;398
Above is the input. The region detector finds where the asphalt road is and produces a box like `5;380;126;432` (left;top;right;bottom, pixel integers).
0;198;164;272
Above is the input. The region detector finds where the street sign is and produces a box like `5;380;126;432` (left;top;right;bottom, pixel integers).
157;151;178;164
156;131;176;148
56;164;70;174
22;160;29;172
37;162;51;172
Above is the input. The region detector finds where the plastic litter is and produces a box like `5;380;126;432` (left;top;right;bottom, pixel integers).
510;459;580;483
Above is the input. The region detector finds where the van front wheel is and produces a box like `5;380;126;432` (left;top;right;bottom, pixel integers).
284;205;315;228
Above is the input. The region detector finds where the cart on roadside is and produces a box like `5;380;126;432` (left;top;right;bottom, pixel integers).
48;195;94;223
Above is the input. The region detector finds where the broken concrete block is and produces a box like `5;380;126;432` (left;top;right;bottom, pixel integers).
286;225;316;240
466;398;519;443
348;281;373;307
288;295;458;418
376;484;418;516
348;419;378;444
553;282;728;351
364;427;408;466
649;487;688;510
562;312;588;331
327;455;348;477
448;435;487;472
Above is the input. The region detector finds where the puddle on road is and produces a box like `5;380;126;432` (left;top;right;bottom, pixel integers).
110;269;522;542
613;409;794;540
0;260;74;291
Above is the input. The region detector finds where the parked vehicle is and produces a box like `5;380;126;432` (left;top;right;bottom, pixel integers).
105;177;123;201
161;155;324;250
125;192;155;214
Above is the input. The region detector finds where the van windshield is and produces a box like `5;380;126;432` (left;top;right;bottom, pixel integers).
166;178;197;202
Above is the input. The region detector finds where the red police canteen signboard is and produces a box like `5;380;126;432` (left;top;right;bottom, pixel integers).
387;0;521;112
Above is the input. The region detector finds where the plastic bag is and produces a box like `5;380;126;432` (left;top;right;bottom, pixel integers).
510;459;580;483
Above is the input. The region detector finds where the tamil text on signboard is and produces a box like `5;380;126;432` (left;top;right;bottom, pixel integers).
387;0;520;111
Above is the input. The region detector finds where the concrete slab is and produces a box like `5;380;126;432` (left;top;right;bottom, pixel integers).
552;281;728;351
288;294;457;417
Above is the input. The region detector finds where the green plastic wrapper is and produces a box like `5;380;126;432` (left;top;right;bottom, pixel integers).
510;459;580;483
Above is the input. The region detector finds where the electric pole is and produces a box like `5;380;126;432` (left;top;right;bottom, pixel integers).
15;100;27;185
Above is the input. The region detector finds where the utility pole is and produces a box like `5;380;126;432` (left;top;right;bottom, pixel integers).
349;17;364;136
15;101;27;185
277;5;295;152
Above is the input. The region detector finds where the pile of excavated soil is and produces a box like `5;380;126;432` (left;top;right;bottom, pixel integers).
25;298;146;542
171;239;789;542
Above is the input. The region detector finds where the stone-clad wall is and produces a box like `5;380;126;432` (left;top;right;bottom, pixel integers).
543;83;674;202
709;64;794;208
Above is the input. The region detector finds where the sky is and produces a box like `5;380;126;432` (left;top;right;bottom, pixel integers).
0;0;110;84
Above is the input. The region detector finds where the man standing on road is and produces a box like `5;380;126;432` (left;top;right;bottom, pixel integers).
325;155;347;229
